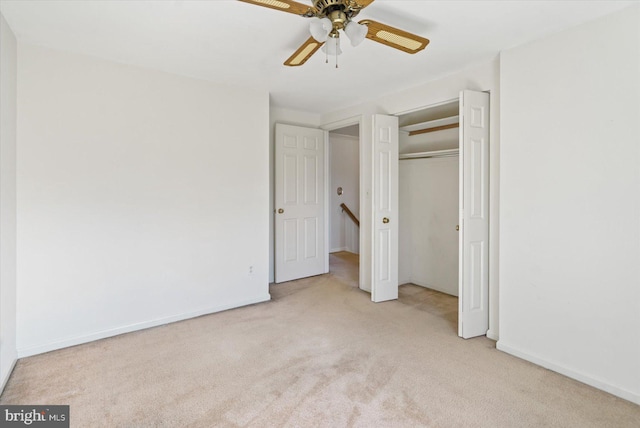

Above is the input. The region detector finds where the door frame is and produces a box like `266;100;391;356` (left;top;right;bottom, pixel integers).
322;115;366;290
393;94;491;337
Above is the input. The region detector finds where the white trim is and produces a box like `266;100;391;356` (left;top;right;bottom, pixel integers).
322;115;362;132
17;294;271;358
324;130;330;274
407;280;496;340
329;134;359;141
497;340;640;405
322;115;366;291
0;358;17;394
393;97;459;117
409;280;458;298
330;247;348;253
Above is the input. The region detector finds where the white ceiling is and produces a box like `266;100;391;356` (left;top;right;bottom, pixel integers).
1;0;636;114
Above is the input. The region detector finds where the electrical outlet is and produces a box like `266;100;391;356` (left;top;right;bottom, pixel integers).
248;265;254;275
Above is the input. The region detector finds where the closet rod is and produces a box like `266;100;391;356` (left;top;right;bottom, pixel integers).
399;148;459;160
408;122;459;136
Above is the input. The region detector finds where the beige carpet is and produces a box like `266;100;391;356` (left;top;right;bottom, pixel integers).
2;252;639;427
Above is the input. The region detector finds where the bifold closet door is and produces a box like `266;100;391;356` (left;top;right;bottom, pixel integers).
458;90;490;339
372;114;399;303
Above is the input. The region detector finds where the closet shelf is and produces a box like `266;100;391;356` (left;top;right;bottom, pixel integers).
399;148;459;160
400;115;459;136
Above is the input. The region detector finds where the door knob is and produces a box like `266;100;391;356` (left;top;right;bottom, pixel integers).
456;225;459;231
278;208;284;214
382;217;390;224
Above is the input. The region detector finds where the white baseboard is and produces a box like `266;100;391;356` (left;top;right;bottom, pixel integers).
17;294;271;358
330;247;347;253
398;277;411;286
497;340;639;405
410;280;459;297
407;279;495;340
0;358;17;394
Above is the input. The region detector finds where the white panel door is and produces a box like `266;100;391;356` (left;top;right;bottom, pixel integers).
371;115;399;302
458;90;490;338
275;123;327;283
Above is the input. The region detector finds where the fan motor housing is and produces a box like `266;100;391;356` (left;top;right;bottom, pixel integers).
313;0;345;16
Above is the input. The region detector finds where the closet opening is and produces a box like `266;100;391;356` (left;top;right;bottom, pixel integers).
328;124;360;288
397;99;460;333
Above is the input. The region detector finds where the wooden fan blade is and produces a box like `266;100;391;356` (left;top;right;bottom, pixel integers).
284;37;324;66
237;0;316;16
359;19;429;54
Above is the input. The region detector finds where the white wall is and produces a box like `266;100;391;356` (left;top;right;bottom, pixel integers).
321;60;500;337
399;157;459;296
329;133;359;254
16;44;271;356
498;5;640;404
0;13;18;389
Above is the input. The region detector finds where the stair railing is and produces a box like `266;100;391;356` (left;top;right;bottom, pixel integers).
340;203;360;228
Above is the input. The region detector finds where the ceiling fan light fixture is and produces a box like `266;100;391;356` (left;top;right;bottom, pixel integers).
344;21;367;47
309;17;332;42
241;1;431;67
321;35;342;56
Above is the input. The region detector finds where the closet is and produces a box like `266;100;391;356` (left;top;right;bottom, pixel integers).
398;90;490;339
398;100;460;297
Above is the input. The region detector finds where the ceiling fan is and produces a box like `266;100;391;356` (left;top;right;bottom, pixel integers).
237;0;430;67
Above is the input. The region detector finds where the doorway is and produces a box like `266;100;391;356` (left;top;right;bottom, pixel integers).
328;124;360;285
274;93;487;332
397;100;460;330
395;91;490;338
